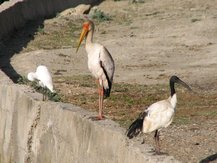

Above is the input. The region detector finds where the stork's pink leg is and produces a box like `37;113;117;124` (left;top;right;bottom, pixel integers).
98;87;104;120
94;87;104;120
98;87;102;118
91;79;105;120
95;79;102;117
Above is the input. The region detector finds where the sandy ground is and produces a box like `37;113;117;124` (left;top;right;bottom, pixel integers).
10;0;217;87
1;0;217;162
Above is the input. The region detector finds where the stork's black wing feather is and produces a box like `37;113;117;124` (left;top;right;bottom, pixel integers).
100;60;112;98
99;46;115;98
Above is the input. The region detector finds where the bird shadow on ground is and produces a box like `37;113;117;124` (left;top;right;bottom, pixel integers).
0;19;44;83
199;153;217;163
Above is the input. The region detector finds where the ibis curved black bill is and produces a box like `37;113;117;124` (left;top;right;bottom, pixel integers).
177;79;192;91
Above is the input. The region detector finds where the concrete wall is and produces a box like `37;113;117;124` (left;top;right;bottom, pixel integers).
0;0;98;39
0;84;180;163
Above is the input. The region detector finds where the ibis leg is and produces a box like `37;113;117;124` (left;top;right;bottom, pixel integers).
154;130;160;154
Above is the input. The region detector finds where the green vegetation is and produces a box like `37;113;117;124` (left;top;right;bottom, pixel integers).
37;26;45;34
18;76;62;102
191;18;201;23
18;73;217;128
22;20;81;52
130;0;145;3
56;75;217;128
90;9;112;22
17;76;29;85
174;116;191;125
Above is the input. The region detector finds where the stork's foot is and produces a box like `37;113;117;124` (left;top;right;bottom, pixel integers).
89;115;105;121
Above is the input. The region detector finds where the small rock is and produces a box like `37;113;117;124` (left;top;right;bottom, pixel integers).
59;4;91;17
88;6;98;17
129;0;145;3
75;4;91;15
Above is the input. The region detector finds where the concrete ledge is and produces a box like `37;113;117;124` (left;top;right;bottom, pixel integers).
0;0;98;39
0;84;180;163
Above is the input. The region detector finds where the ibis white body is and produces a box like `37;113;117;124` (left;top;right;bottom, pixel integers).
142;94;177;133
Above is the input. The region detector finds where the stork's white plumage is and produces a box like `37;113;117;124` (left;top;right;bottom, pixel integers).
27;65;54;100
126;76;191;154
76;20;115;120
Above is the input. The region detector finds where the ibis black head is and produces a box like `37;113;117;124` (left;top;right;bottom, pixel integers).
170;75;192;96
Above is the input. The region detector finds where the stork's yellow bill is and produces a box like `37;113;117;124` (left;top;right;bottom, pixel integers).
76;23;90;53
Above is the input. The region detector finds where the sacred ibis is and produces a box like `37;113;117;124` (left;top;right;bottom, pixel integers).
126;75;192;154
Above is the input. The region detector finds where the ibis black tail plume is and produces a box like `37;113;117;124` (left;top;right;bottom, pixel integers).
126;111;147;139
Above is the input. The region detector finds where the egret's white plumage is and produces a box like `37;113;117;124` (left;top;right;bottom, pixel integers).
76;20;115;120
27;65;54;100
127;76;191;154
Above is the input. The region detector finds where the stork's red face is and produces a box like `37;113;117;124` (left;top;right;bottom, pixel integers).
76;22;90;53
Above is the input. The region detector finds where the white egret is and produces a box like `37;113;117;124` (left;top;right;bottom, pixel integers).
27;65;54;101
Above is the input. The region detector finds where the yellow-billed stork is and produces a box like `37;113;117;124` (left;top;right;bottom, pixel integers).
76;20;115;120
126;75;192;154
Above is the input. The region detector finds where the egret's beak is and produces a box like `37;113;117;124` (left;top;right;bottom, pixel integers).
76;27;88;53
177;79;192;91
